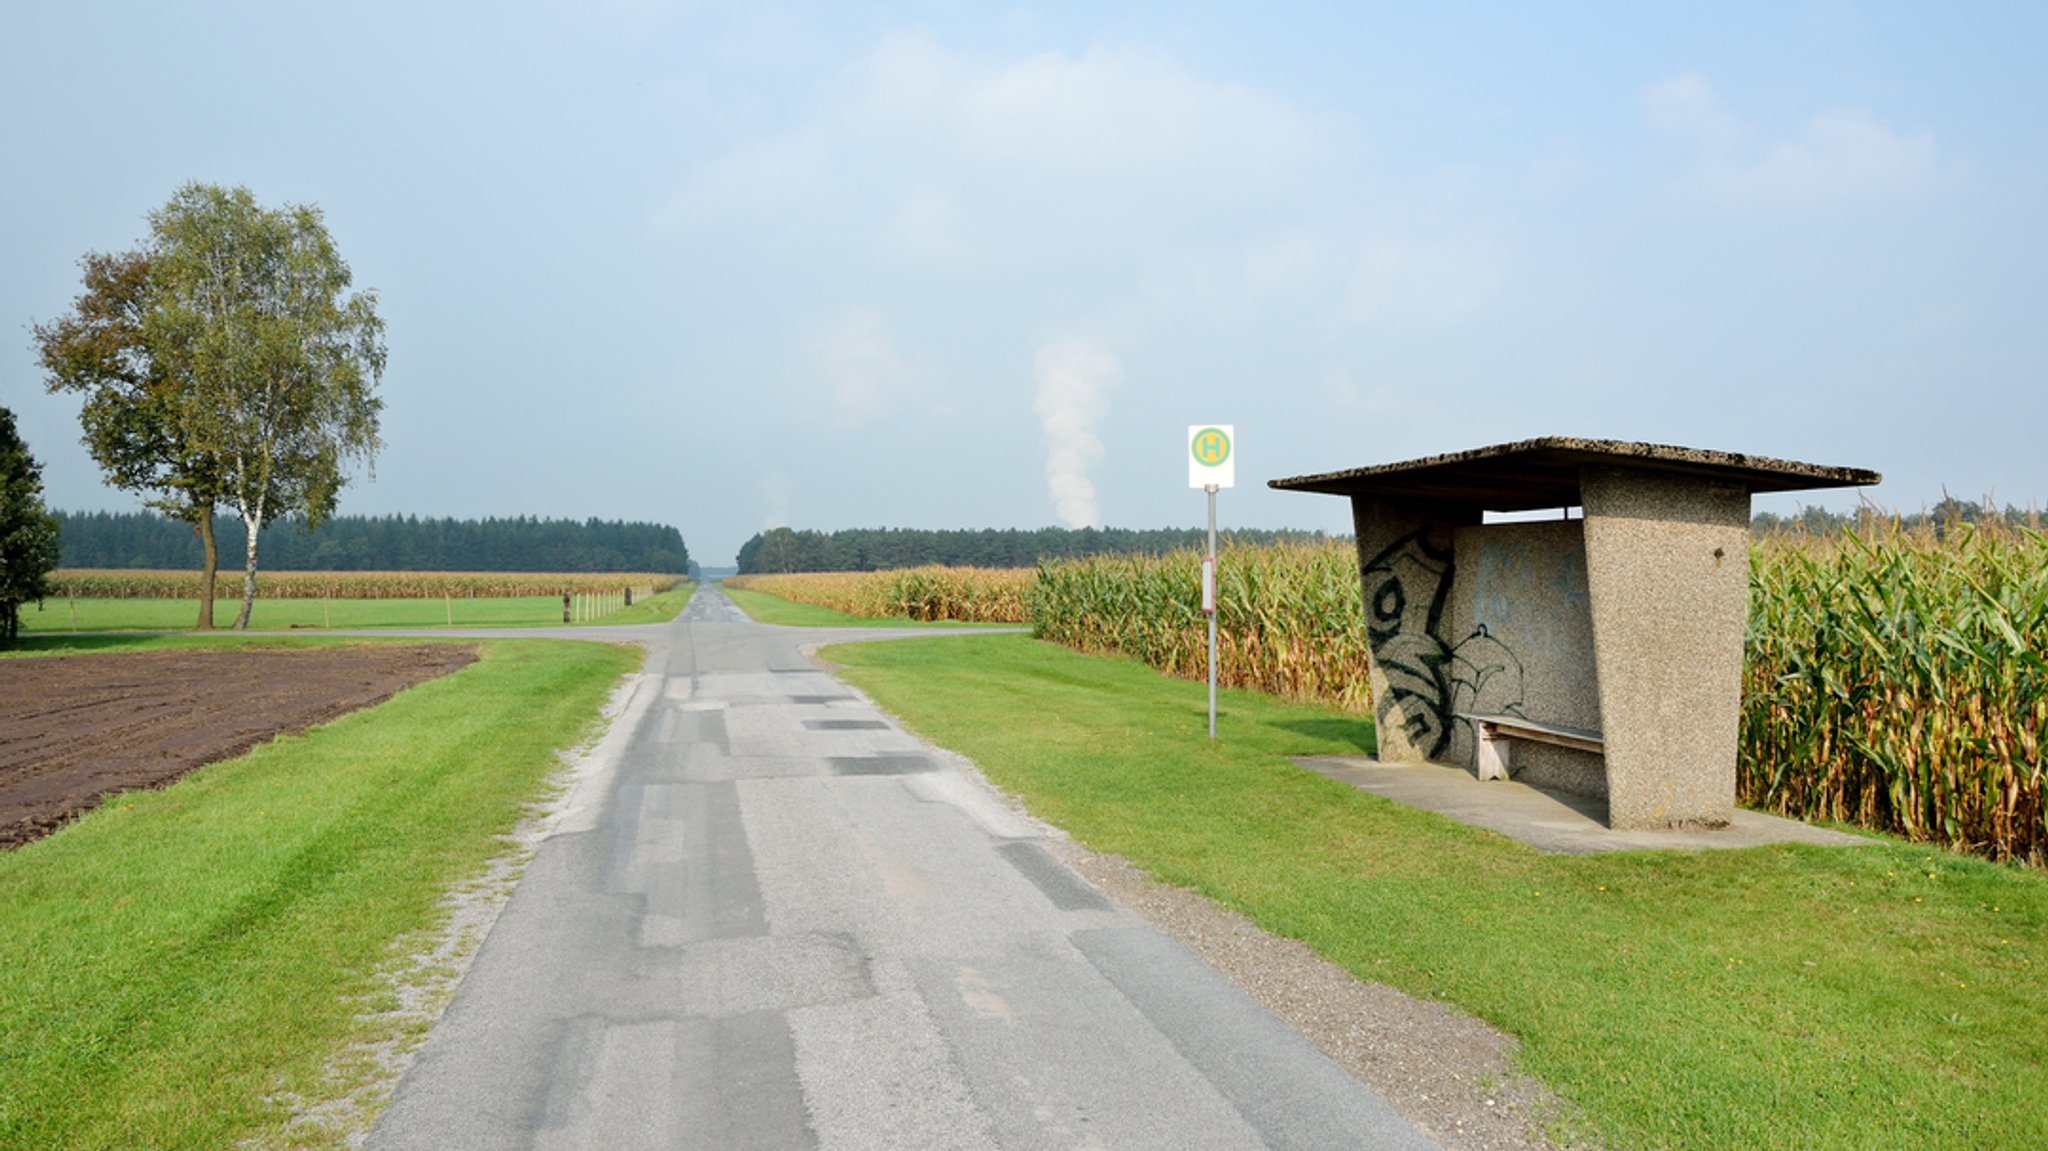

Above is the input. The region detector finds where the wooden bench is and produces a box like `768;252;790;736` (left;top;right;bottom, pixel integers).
1459;713;1605;781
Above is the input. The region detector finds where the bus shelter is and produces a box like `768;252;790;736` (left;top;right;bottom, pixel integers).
1271;437;1878;831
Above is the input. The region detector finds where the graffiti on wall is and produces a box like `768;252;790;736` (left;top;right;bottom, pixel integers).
1361;530;1527;762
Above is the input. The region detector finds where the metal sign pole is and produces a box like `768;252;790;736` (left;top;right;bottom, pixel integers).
1188;423;1234;741
1206;482;1218;740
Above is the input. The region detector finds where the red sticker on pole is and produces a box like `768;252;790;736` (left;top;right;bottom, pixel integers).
1202;555;1216;615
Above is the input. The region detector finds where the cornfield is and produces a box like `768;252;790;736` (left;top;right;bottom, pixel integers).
1028;541;1374;712
720;529;2047;863
724;568;1032;623
49;569;684;600
1026;530;2044;863
1743;524;2047;863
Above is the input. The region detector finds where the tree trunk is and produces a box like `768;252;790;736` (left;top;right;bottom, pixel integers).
194;508;217;630
234;505;264;630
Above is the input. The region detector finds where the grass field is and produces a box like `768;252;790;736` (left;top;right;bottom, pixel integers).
825;633;2048;1151
721;584;1021;629
0;636;639;1150
16;583;694;634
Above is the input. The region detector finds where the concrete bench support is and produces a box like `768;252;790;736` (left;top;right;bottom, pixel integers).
1461;712;1605;782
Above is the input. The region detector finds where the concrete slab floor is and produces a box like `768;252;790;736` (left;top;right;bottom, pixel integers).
1296;756;1874;856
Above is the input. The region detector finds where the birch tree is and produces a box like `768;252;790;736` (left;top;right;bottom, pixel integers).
144;183;385;629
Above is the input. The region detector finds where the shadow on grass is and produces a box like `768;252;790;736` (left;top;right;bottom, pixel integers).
3;633;383;658
4;635;169;655
1264;716;1377;755
1179;706;1377;755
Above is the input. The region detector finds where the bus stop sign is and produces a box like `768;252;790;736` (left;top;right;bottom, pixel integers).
1189;425;1234;489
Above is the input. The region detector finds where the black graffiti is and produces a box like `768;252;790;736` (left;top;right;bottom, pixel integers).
1360;530;1526;761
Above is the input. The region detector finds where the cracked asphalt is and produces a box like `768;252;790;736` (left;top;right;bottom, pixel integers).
364;584;1441;1150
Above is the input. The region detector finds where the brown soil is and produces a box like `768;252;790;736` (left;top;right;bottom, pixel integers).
0;645;478;850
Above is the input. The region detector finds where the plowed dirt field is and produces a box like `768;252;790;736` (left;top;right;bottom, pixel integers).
0;644;478;849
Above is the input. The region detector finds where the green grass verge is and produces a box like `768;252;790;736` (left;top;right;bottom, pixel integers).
721;585;1020;629
17;585;693;633
823;633;2048;1151
0;637;640;1150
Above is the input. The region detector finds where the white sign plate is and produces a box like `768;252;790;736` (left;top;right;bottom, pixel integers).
1188;424;1235;489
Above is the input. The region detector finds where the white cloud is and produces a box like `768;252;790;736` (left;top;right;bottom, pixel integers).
1641;73;1937;208
1033;340;1120;528
760;469;793;530
1640;73;1744;148
1713;109;1936;207
819;310;917;420
659;129;830;231
885;188;966;264
945;42;1317;185
1343;235;1504;327
1244;232;1325;297
657;30;1356;279
655;28;1521;547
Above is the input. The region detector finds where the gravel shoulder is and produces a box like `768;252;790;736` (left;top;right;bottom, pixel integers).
812;636;1593;1151
1055;842;1593;1151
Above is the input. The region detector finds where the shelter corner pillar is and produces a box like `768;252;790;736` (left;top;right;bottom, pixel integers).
1579;467;1751;830
1351;496;1479;765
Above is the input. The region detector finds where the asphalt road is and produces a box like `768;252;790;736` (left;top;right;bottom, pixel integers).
365;585;1440;1150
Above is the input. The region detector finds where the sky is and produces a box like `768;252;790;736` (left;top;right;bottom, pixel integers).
4;2;2045;566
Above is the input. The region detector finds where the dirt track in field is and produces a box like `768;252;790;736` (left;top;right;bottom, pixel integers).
0;645;478;850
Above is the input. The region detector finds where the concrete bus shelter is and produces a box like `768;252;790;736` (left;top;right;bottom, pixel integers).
1271;437;1879;831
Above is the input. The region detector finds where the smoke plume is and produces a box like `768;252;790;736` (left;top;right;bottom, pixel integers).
1033;341;1121;528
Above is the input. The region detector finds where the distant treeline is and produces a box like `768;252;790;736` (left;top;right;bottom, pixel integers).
735;526;1341;574
56;510;691;573
1753;498;2043;537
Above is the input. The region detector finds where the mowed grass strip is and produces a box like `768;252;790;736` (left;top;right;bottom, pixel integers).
0;638;639;1150
824;634;2048;1151
18;584;693;633
722;584;1019;629
578;581;694;627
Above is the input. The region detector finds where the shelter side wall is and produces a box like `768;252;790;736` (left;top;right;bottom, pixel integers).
1580;467;1750;830
1448;520;1605;797
1350;497;1479;766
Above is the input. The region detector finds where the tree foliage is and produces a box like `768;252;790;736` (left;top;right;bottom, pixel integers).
0;407;63;642
145;183;385;628
734;525;1342;573
32;248;227;626
34;183;386;629
1752;498;2045;539
53;510;690;574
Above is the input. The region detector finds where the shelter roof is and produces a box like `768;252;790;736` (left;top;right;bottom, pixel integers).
1268;437;1880;513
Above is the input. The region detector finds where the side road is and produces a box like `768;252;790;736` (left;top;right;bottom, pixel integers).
365;584;1442;1149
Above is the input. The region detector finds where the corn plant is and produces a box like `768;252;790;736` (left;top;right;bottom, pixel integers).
725;567;1033;623
1743;522;2046;862
1029;540;1374;712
